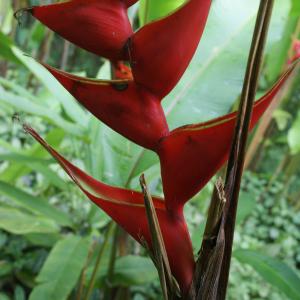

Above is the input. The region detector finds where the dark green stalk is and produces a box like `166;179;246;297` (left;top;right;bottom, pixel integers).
217;1;275;299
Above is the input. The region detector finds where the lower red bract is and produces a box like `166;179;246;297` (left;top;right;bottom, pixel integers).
24;125;194;294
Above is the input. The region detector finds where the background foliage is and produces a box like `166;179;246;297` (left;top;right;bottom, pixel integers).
0;0;299;299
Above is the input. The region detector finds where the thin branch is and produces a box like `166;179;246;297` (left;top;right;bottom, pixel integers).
217;1;275;298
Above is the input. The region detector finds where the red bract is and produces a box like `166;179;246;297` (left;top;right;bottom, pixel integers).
28;0;212;97
24;125;195;293
20;0;298;294
158;64;297;211
30;0;135;61
130;0;212;97
40;63;169;151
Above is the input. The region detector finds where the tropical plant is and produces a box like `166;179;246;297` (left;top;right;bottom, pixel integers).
1;0;300;300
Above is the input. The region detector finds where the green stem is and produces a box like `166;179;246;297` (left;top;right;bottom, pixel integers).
103;224;119;300
76;241;96;300
83;223;115;300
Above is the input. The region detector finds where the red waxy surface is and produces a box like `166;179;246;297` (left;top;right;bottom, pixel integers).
25;125;194;293
21;0;299;292
131;0;212;98
158;65;296;211
42;64;169;150
31;0;133;61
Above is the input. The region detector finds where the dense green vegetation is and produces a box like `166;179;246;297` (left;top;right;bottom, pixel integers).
0;0;299;299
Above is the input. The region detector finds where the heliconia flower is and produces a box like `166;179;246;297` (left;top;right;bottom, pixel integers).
27;0;212;97
17;0;299;294
21;63;295;293
158;63;297;211
23;124;195;294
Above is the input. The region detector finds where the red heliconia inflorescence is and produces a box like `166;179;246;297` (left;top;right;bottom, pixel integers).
19;0;298;294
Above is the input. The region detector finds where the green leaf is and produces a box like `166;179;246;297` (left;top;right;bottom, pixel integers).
0;76;40;101
25;233;61;248
0;128;65;182
129;150;158;180
28;162;67;190
0;261;13;277
87;254;158;287
29;236;90;300
0;153;65;190
112;255;158;286
0;87;83;136
0;1;13;34
164;0;291;129
0;207;58;234
236;192;256;225
101;127;145;186
139;0;185;25
14;285;26;300
290;0;300;17
0;294;10;300
11;46;88;127
273;109;291;131
0;153;53;165
86;120;151;187
234;249;300;300
265;0;298;82
288;112;300;154
0;31;22;65
0;181;72;227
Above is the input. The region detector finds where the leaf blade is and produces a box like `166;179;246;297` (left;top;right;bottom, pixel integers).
234;249;300;300
29;236;90;300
